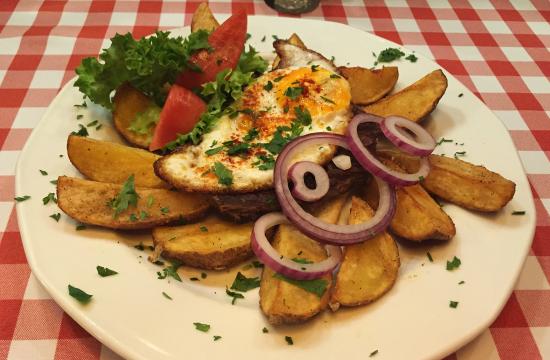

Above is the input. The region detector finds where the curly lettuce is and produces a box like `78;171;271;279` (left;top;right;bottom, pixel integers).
74;30;211;109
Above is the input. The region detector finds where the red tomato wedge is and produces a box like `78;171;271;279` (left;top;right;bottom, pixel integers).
176;12;247;89
149;84;206;151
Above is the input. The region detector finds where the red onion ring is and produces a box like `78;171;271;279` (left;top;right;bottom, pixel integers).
346;113;430;186
250;212;342;280
380;116;436;156
273;132;396;245
289;161;330;202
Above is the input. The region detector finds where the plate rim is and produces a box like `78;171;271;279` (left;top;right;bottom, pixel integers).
15;15;536;360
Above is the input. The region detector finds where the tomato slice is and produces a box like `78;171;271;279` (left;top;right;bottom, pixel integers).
149;84;206;151
176;12;247;89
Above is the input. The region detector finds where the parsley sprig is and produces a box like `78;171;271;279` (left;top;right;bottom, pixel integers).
108;175;139;218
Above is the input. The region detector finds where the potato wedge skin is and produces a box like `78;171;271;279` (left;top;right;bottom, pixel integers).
56;176;208;229
423;155;516;212
67;135;166;188
376;149;516;212
259;195;347;325
191;2;219;33
363;69;447;122
153;216;252;270
338;66;398;105
330;197;399;308
364;159;455;241
113;84;155;148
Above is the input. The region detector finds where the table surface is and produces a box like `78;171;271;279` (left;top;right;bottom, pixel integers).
1;1;549;359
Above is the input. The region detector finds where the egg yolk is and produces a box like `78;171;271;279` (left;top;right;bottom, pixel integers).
275;67;350;117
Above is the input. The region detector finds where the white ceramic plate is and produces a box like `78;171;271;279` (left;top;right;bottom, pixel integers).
16;17;535;360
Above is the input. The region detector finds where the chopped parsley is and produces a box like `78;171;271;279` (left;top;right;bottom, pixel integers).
311;64;319;72
39;169;48;175
369;350;379;357
262;327;269;333
50;213;61;222
50;180;57;185
446;256;461;271
263;81;273;91
273;75;284;82
201;272;207;279
325;126;332;131
76;114;83;120
193;322;210;332
255;154;275;171
405;54;418;62
285;336;293;345
329;74;341;79
213;335;222;341
108;175;139;218
71;124;89;137
86;120;98;127
459;280;465;285
284;86;303;100
42;192;57;205
226;142;250;155
261;35;266;42
375;48;405;64
230;272;260;292
226;288;244;305
458;93;464;97
320;96;335;104
273;273;328;298
272;35;279;40
292;258;313;264
454;151;466;159
162;292;173;300
157;260;182;282
512;210;525;215
129;213;138;222
96;266;118;277
146;195;154;207
190;277;199;281
76;224;86;231
427;252;433;262
436;137;453;146
205;146;224;156
243;127;259;142
199;225;208;232
160;207;170;215
449;301;459;308
14;195;31;202
212;162;233;186
68;285;92;304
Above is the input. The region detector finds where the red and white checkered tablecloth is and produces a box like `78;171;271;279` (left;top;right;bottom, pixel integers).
0;0;548;359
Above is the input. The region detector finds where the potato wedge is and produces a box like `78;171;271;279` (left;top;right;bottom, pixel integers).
152;216;252;270
67;135;166;188
57;176;208;229
191;2;219;33
423;155;516;212
376;149;516;212
272;33;306;69
363;69;447;122
338;66;398;105
330;197;399;309
113;83;156;149
362;161;455;242
260;195;347;325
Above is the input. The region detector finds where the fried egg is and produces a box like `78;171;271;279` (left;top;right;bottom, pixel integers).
156;65;352;193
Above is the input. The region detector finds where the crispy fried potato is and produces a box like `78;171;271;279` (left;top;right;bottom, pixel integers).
363;161;455;242
67;135;166;188
191;2;219;33
56;176;208;229
113;84;156;149
338;66;398;105
363;69;447;122
423;155;516;212
152;216;252;270
376;149;516;212
272;33;306;69
330;197;399;309
260;195;347;325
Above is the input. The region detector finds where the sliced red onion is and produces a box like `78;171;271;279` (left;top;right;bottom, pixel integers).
380;116;436;156
346;113;430;186
273;132;396;245
332;154;352;170
251;212;342;280
289;161;330;202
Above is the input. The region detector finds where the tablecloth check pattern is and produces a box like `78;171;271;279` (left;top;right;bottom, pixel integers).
0;0;548;359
